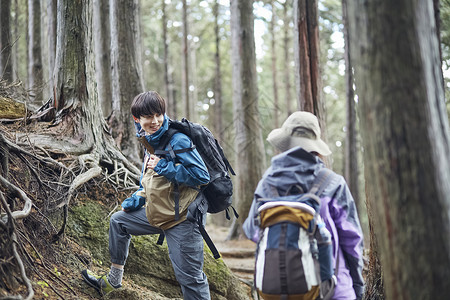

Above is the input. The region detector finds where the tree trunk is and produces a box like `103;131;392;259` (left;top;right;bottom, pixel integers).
0;0;13;82
109;0;144;164
283;0;293;117
181;0;190;119
47;0;57;99
50;0;125;161
433;0;442;62
270;1;280;128
229;0;265;238
293;0;323;120
52;0;94;148
93;0;112;118
342;0;360;212
293;0;328;167
213;0;223;143
162;0;175;119
209;0;228;227
363;173;385;300
190;40;198;121
12;0;19;82
347;1;450;299
27;0;43;103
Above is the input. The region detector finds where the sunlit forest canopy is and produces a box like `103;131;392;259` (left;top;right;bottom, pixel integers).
7;0;450;171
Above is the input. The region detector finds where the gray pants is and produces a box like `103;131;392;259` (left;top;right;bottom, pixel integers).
109;207;210;300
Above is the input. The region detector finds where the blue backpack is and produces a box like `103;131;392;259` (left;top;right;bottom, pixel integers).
253;168;338;299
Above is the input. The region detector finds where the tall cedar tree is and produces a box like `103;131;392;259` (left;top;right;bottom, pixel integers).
181;0;190;119
341;0;360;214
293;0;323;121
46;0;57;98
50;0;139;191
93;0;112;118
109;0;145;164
283;0;293;117
27;0;43;103
347;1;450;299
270;0;280;128
213;0;224;143
162;0;176;119
0;0;13;81
229;0;266;238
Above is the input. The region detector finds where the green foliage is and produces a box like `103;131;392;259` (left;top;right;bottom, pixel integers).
140;0;233;124
37;280;50;298
440;0;450;117
441;0;450;62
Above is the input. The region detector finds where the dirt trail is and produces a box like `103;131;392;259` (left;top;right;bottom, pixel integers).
205;224;256;284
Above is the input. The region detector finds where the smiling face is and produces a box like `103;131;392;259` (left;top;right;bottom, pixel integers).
130;91;167;135
135;114;164;135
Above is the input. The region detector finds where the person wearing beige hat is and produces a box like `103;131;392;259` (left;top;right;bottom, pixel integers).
243;111;365;300
266;111;332;156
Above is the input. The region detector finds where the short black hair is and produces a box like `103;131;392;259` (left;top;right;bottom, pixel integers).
131;91;166;118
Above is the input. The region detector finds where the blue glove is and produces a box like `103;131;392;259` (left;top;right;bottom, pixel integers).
121;193;146;211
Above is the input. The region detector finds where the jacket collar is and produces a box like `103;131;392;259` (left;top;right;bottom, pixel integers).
255;147;324;198
134;114;170;146
271;146;322;172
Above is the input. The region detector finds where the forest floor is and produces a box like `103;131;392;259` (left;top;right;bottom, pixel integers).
205;223;256;284
5;201;257;300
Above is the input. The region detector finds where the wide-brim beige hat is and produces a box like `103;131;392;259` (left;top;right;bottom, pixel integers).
267;111;332;156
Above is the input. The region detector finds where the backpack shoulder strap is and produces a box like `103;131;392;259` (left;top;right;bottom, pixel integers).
154;127;196;159
309;167;335;196
154;127;178;156
311;167;341;276
138;136;155;154
136;123;179;156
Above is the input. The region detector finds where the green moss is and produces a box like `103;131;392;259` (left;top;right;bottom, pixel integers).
66;199;249;299
203;251;230;294
67;200;111;262
0;96;27;118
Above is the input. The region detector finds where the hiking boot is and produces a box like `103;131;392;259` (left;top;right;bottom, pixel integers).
81;269;121;295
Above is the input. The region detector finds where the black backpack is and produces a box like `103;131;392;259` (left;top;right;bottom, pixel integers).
154;118;236;214
146;118;237;258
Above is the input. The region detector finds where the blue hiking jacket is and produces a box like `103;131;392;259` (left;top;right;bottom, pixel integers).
121;115;210;211
243;146;365;300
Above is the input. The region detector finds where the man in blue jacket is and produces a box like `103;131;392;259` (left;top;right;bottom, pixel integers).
82;91;211;299
243;111;365;300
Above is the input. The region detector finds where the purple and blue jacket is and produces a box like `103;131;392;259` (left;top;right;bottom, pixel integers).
243;146;365;300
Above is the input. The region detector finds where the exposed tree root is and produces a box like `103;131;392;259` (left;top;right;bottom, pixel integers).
0;193;34;300
0;126;141;299
55;165;102;238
